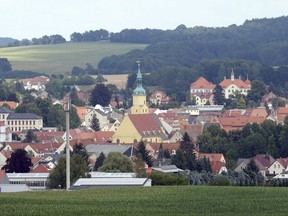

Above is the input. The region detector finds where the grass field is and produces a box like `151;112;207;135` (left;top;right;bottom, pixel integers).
0;41;147;74
0;186;288;215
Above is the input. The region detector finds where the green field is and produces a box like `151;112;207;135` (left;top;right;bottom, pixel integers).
0;186;288;215
0;41;147;74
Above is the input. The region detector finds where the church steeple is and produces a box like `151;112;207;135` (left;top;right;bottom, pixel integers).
130;61;148;114
133;61;146;95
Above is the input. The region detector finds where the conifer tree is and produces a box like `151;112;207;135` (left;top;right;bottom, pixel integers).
90;113;101;131
137;141;153;167
93;152;106;171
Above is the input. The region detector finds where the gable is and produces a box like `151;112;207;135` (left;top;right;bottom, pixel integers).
112;116;141;142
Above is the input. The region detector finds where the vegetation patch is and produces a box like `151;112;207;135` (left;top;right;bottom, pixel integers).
0;186;288;215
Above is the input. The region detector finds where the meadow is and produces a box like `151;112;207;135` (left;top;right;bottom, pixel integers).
0;186;287;215
0;41;147;74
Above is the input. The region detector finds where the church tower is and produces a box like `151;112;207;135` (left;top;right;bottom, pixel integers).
130;61;149;114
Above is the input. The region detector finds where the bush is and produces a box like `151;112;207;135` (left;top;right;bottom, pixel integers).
149;171;188;186
209;176;231;186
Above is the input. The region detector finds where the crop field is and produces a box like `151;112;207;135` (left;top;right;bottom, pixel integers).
0;41;147;74
0;186;288;216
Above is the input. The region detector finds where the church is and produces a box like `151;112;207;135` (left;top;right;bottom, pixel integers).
112;62;168;144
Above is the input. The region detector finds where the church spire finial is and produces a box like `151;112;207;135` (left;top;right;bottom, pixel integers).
133;61;146;95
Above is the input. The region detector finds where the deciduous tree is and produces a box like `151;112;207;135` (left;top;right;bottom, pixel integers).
2;149;33;173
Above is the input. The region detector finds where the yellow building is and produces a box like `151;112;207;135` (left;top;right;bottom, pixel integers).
130;62;149;114
112;114;168;144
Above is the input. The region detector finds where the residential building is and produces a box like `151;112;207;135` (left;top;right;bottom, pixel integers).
19;76;50;91
190;77;215;106
149;90;170;106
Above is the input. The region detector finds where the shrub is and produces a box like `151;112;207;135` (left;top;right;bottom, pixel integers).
149;171;189;186
209;176;230;186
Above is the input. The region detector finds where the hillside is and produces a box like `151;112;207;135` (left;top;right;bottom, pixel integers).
98;16;288;73
0;41;147;74
0;186;288;215
0;37;15;46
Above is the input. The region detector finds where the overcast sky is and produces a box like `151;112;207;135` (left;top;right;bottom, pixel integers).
1;0;288;40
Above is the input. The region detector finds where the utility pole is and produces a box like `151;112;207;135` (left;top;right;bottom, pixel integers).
64;97;70;190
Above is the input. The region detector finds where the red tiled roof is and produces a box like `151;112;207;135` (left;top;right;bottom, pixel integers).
199;153;224;162
277;158;288;168
147;142;180;154
129;114;162;132
219;78;250;89
277;107;288;114
20;76;50;86
254;154;275;168
191;77;215;89
0;101;19;109
211;161;226;174
215;116;265;132
31;164;50;173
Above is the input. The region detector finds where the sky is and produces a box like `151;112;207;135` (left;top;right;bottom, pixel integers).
1;0;288;40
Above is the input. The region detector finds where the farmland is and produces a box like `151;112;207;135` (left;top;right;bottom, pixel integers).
0;41;147;74
0;186;288;215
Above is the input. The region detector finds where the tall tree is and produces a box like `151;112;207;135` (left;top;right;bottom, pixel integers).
0;58;12;72
2;149;33;173
246;80;267;106
90;83;112;106
213;84;225;105
22;129;38;143
93;152;106;171
173;132;197;171
98;152;134;172
72;143;89;164
47;155;90;189
90;113;101;131
137;141;154;167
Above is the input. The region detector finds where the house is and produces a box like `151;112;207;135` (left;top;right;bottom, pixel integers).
84;105;109;129
19;76;50;91
149;90;170;106
146;142;180;158
198;153;227;174
0;121;12;142
219;70;251;99
268;158;288;176
276;107;288;123
30;90;49;99
274;171;288;179
190;77;215;106
112;114;168;144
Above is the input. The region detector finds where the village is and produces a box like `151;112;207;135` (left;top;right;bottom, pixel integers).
1;63;288;191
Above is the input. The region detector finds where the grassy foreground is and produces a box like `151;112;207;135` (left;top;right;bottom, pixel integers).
0;186;288;216
0;41;147;74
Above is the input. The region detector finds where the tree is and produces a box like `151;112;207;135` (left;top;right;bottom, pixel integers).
47;155;90;189
0;58;12;72
70;87;85;106
157;143;165;160
90;83;112;106
137;141;154;167
2;149;33;173
246;80;267;106
213;84;225;105
173;132;197;171
72;143;89;164
93;152;106;171
99;152;134;172
90;113;100;131
243;159;261;186
22;129;38;143
96;74;106;84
